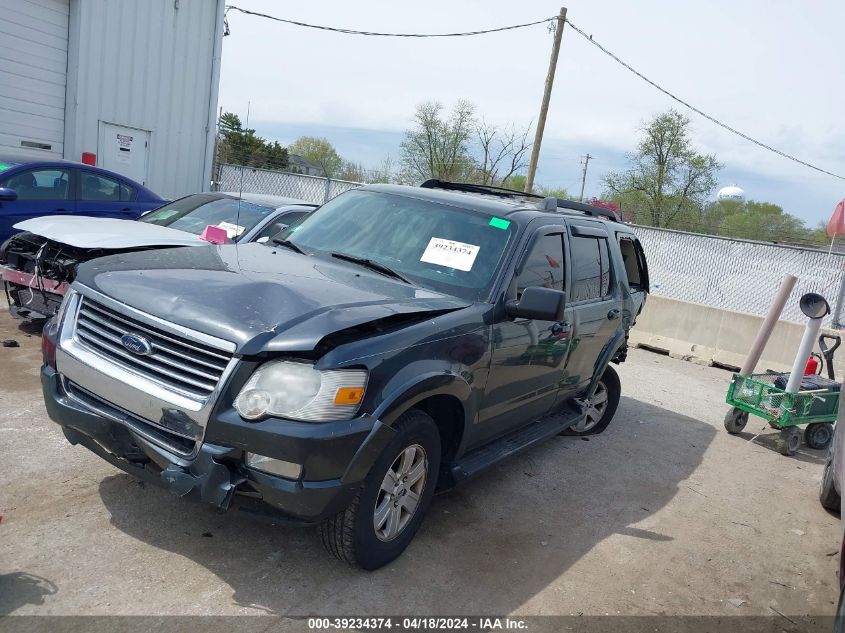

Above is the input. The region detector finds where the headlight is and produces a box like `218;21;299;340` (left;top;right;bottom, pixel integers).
234;360;367;422
55;288;77;326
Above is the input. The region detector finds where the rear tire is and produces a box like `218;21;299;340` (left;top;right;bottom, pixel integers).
805;423;834;450
560;365;621;436
775;426;802;456
820;449;841;512
723;408;749;434
318;408;441;570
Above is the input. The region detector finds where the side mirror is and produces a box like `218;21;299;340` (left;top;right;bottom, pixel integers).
506;287;566;321
267;223;291;243
0;187;18;202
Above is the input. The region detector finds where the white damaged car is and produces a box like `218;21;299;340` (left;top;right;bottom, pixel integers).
0;192;315;319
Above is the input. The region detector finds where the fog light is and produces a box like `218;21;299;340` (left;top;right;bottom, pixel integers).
246;453;302;480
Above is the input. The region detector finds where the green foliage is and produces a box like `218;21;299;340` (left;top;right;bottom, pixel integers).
501;174;526;191
289;136;343;178
695;200;824;244
399;100;477;183
216;112;288;170
398;101;531;187
603;109;721;228
336;157;396;184
537;185;572;199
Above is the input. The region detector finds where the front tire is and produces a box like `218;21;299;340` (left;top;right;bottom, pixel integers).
561;365;621;436
724;408;749;434
820;449;841;512
319;408;441;570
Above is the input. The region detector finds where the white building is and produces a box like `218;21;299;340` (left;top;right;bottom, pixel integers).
0;0;225;199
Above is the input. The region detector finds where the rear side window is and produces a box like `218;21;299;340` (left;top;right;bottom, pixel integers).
619;237;647;290
3;168;70;200
515;233;564;297
570;236;611;301
81;173;123;201
119;182;135;202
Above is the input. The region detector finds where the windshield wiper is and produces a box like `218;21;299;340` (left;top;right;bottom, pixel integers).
272;237;308;255
330;252;413;285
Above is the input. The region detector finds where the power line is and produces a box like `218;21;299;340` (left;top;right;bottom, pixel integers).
564;18;845;182
224;6;555;38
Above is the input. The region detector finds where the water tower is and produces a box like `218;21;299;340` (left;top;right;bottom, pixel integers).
717;184;746;203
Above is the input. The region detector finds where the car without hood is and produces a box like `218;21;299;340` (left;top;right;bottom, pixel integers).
0;191;315;319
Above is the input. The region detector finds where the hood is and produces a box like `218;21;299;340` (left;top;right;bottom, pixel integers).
13;216;205;249
75;243;470;355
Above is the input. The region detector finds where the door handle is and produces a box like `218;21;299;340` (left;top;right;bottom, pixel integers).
551;321;571;335
54;208;69;213
607;309;621;320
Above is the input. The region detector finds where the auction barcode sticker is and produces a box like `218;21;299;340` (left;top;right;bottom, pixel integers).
420;237;480;272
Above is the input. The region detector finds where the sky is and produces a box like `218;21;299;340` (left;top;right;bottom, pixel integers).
218;0;845;225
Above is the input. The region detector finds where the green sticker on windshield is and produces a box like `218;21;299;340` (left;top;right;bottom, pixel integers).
0;163;11;172
489;217;510;230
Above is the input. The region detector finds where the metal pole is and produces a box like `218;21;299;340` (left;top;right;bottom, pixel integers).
524;7;567;194
578;153;592;201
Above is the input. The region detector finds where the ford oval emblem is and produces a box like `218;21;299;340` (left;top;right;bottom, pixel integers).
121;333;154;356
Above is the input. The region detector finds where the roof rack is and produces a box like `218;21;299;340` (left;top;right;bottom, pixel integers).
542;197;621;223
419;179;544;201
418;179;621;223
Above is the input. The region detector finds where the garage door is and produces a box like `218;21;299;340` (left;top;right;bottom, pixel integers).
0;0;69;159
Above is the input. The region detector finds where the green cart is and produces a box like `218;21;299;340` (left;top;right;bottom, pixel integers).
725;333;841;456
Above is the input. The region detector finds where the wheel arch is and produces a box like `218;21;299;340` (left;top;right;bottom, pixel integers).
372;372;472;478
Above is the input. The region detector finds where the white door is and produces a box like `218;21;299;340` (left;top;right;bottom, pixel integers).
98;122;150;186
0;0;69;159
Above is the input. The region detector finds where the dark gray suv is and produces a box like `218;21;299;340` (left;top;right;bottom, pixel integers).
41;180;649;569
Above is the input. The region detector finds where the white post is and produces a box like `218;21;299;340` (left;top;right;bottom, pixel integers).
739;274;797;376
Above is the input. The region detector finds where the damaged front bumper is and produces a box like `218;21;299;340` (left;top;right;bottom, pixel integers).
41;365;396;523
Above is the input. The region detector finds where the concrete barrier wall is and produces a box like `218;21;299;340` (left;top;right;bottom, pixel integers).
629;295;845;378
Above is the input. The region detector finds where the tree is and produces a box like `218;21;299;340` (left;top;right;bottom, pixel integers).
216;111;288;170
399;100;476;182
475;119;532;186
603;110;721;228
336;157;396;184
289;136;343;178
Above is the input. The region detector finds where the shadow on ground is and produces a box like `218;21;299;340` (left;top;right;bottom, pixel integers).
734;429;828;465
0;572;58;615
95;396;715;614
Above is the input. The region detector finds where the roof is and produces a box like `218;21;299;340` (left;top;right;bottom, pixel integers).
361;183;531;216
288;154;325;176
219;191;314;209
359;182;621;223
0;153;90;168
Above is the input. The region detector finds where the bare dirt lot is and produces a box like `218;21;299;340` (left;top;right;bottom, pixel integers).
0;310;841;620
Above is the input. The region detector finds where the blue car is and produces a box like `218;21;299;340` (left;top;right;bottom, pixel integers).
0;155;165;244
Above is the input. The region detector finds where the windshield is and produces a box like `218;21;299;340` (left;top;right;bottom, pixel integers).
282;190;516;301
140;194;275;241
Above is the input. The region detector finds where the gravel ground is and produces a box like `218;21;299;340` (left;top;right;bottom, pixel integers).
0;310;840;620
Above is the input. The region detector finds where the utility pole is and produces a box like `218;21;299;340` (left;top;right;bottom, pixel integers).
578;153;593;201
524;6;567;194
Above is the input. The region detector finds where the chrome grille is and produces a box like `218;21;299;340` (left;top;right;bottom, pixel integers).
74;297;233;399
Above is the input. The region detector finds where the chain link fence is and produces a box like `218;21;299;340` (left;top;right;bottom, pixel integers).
631;224;845;327
214;163;362;204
